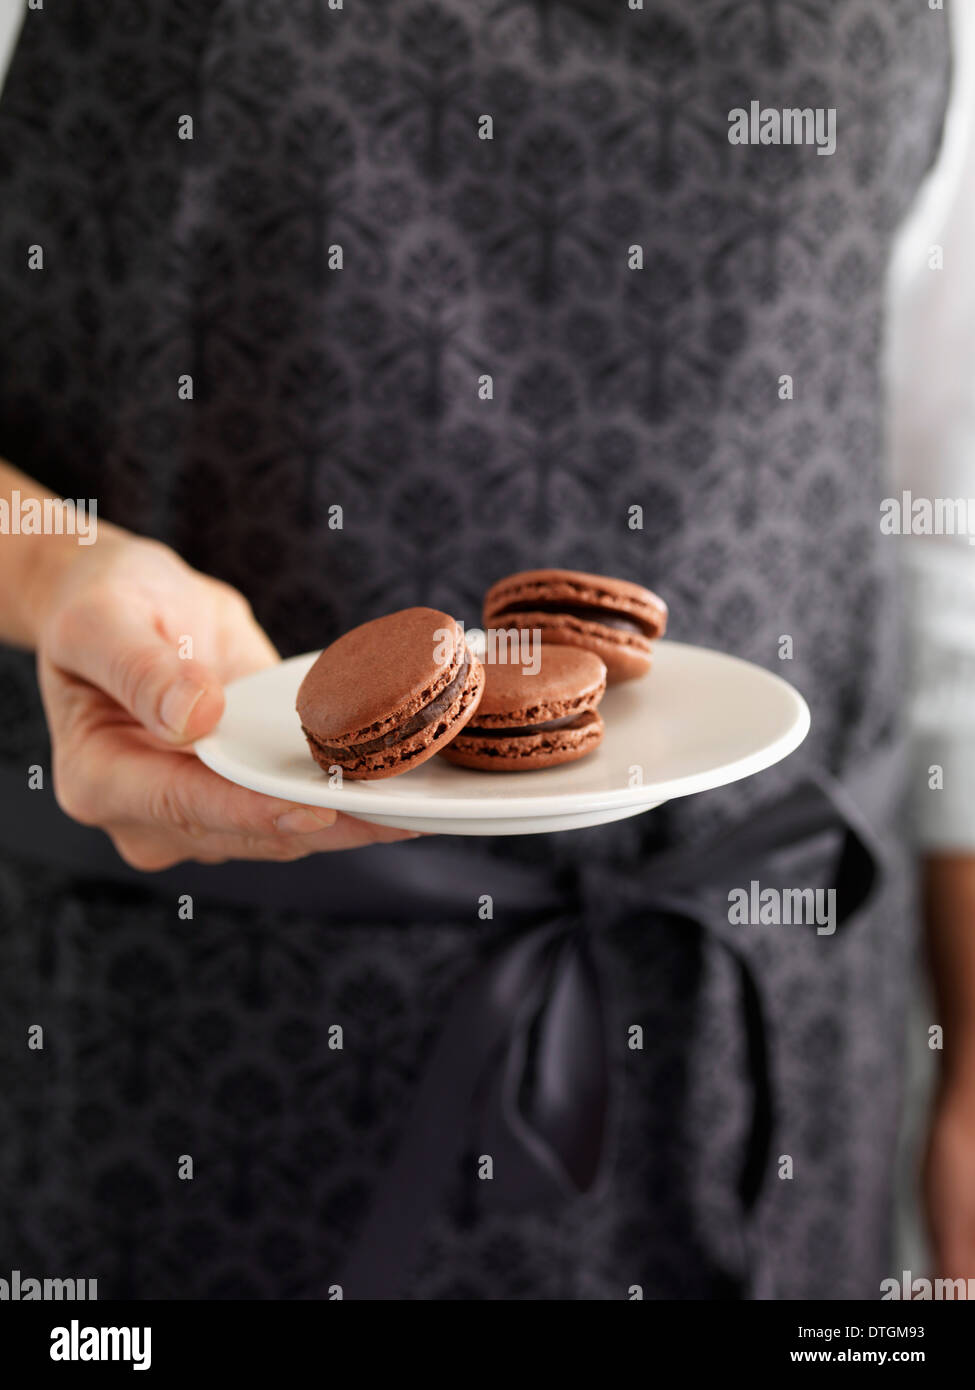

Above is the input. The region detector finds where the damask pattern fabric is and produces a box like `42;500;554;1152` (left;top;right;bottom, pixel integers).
0;0;951;1298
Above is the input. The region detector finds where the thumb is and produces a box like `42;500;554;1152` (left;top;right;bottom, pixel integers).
54;600;225;743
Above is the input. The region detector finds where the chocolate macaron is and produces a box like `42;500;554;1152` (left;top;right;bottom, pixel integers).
482;568;667;684
297;607;484;780
440;644;606;772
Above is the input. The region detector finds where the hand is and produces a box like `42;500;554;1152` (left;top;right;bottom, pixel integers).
31;529;416;868
923;1077;975;1282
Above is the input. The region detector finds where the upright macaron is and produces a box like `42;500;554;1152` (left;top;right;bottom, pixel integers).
440;644;606;772
296;607;484;780
482;568;667;684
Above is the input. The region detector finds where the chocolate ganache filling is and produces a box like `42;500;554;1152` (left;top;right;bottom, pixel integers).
497;600;649;636
307;650;471;759
464;712;591;739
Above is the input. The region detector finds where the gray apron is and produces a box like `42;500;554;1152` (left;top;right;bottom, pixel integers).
0;0;950;1298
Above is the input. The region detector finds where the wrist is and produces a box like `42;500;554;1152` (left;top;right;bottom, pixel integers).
1;463;127;647
21;519;127;647
20;533;79;641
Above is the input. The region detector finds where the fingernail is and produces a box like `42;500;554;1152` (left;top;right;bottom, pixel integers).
275;807;338;834
160;679;206;735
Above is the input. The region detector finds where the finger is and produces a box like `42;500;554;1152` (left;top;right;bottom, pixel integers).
104;743;345;837
111;819;421;871
326;814;431;850
101;740;427;845
42;661;428;850
213;599;281;682
51;593;224;743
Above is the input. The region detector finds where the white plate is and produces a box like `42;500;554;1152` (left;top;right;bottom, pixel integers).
194;642;810;836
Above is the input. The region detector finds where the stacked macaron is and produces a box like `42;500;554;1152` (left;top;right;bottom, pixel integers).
296;572;666;779
440;645;606;772
483;569;667;684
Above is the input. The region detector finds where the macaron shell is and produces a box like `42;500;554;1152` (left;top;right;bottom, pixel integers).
487;612;652;685
441;709;604;772
304;656;485;780
473;643;607;723
483;569;667;640
296;606;463;743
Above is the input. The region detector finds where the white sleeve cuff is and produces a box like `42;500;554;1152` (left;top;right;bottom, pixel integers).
905;539;975;849
912;732;975;851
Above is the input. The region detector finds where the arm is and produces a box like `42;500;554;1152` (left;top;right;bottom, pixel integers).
922;857;975;1278
0;458;118;647
0;459;416;865
888;0;975;1279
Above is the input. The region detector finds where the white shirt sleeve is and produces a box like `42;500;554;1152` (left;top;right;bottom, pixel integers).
889;0;975;850
0;0;25;94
